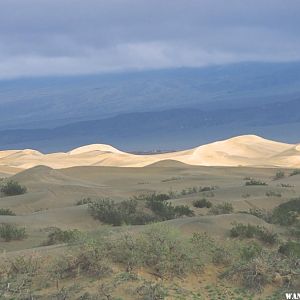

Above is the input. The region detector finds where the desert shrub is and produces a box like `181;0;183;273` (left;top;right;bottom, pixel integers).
137;225;199;278
89;196;193;226
230;223;277;245
75;197;92;206
273;170;285;180
193;198;212;208
199;186;216;192
136;281;168;300
278;183;294;188
0;180;27;196
222;258;269;292
278;241;300;258
0;208;16;216
134;193;171;202
51;247;112;279
0;223;27;241
43;228;82;245
266;191;281;197
290;169;300;176
89;198;124;226
248;208;272;223
271;198;300;225
145;197;194;220
8;255;43;276
208;202;233;215
245;179;267;186
239;243;262;261
212;247;232;266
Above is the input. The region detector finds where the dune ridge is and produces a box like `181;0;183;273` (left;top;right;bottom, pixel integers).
0;135;299;172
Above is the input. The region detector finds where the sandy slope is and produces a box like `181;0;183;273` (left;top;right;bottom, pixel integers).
0;135;299;172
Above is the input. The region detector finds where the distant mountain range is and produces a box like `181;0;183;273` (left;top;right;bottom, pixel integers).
0;62;300;151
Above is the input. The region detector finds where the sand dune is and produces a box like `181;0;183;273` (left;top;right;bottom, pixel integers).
0;135;299;172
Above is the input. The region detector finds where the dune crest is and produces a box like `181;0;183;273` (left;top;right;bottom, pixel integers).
0;135;299;172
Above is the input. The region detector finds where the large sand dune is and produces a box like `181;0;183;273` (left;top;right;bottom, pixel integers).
0;135;299;173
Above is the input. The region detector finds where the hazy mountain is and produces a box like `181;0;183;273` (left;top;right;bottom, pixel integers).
0;96;300;152
0;62;300;130
0;61;300;151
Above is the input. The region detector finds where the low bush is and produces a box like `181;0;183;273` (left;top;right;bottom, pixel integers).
278;241;300;258
273;170;285;180
75;197;92;206
88;196;193;226
146;197;194;220
222;258;269;292
0;223;27;241
208;202;233;215
248;208;272;223
289;169;300;177
245;179;267;186
0;208;16;216
230;223;277;245
88;198;141;226
193;198;212;208
43;228;82;245
271;198;300;225
0;180;27;196
266;191;281;197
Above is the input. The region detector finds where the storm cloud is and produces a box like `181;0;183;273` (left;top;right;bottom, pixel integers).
0;0;299;79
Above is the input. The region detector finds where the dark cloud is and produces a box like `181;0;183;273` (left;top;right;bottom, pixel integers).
0;0;299;79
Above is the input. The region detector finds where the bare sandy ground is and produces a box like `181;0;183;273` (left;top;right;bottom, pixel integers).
0;135;299;174
0;160;298;252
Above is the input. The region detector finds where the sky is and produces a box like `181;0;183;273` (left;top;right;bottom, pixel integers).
0;0;299;79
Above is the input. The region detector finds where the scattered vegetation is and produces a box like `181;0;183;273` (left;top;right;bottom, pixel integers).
0;208;16;216
193;198;212;208
273;170;285;180
208;202;233;215
271;197;300;225
75;197;92;206
0;180;27;196
278;183;294;188
278;241;300;258
230;222;278;244
0;223;27;241
289;169;300;176
245;179;268;186
88;195;194;226
265;190;282;197
43;227;83;245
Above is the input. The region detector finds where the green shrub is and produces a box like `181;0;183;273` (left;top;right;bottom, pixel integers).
208;202;233;215
265;191;281;197
89;196;194;226
0;223;27;241
75;197;92;206
278;241;300;258
0;180;27;196
273;170;285;180
193;198;212;208
289;169;300;177
271;198;300;225
145;196;194;220
248;208;272;223
88;198;141;226
137;225;199;277
230;223;277;245
239;243;262;261
0;208;16;216
43;228;82;245
245;179;267;186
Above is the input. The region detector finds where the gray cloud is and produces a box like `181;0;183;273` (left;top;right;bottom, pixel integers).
0;0;299;79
